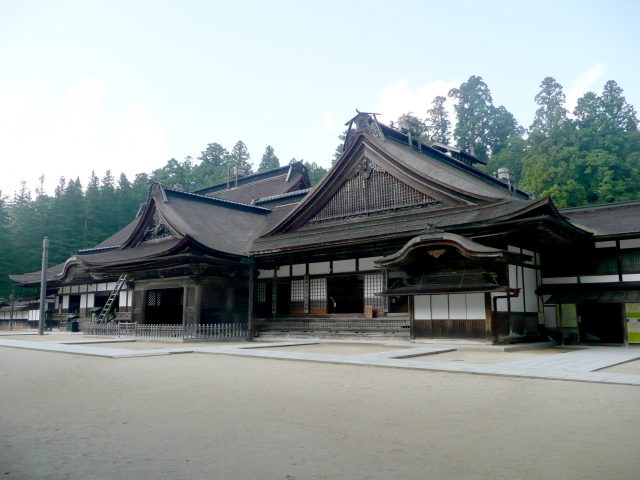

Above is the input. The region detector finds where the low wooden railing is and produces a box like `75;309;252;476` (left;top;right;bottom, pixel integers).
261;320;410;333
83;322;247;339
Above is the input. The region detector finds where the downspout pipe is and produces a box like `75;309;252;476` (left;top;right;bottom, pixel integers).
491;288;520;345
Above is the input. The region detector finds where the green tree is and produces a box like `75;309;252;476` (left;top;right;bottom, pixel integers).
448;75;494;159
303;162;328;187
530;77;568;137
425;96;451;144
228;141;252;176
258;145;280;172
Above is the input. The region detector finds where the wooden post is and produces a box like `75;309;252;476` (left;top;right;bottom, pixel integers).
247;263;254;341
408;295;415;341
38;237;49;336
558;304;564;346
484;292;492;343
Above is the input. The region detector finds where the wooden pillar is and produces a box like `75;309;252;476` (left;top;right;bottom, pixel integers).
132;288;145;324
484;292;493;343
247;264;255;341
183;283;201;327
558;304;564;346
409;295;415;341
303;274;310;314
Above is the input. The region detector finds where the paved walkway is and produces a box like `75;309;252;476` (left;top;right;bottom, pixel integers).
1;337;640;386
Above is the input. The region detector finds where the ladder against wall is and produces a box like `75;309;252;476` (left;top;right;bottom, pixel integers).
97;275;127;323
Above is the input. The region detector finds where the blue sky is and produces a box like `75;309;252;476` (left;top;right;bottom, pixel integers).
1;0;639;196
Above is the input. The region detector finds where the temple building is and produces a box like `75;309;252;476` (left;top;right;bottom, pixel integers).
8;112;640;345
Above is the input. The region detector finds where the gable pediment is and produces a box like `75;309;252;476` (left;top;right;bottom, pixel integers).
306;157;446;226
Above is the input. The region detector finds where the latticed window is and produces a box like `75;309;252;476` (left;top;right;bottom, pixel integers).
364;274;384;308
147;290;161;307
257;283;266;303
309;277;327;312
291;280;305;312
622;250;640;274
308;162;437;224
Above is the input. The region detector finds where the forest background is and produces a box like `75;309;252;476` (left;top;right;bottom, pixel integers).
1;75;639;299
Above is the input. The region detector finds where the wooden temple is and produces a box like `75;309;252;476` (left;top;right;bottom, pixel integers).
9;113;640;345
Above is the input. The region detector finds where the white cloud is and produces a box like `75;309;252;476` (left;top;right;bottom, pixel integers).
565;64;607;114
0;78;167;196
375;79;460;126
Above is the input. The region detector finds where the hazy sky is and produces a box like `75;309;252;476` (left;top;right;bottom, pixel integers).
1;0;639;196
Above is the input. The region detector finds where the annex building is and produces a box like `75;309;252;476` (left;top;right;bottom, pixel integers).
8;112;640;345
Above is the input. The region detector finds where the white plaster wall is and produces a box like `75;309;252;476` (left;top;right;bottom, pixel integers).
466;293;486;319
431;296;449;320
333;259;356;273
414;295;431;320
292;264;306;276
309;262;330;275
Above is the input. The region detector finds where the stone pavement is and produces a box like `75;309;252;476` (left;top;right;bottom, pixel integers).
1;336;640;386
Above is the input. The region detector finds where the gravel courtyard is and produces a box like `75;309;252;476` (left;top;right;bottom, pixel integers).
1;344;638;479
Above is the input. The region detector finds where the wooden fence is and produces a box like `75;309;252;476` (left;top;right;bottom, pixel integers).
261;320;410;333
83;322;247;339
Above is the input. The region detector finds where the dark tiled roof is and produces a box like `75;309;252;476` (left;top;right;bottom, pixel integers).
192;162;310;205
251;198;536;253
560;200;640;236
9;262;67;284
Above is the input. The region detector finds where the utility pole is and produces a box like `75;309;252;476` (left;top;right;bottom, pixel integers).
9;285;15;332
38;237;49;336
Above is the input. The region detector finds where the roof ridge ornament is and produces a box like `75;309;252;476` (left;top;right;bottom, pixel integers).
422;223;444;234
342;110;385;151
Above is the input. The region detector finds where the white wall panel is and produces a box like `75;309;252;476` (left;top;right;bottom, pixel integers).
414;295;431;320
431;295;449;320
522;249;535;265
277;266;290;277
333;259;356;273
580;275;619;283
358;257;382;271
623;274;640;282
595;241;616;249
524;267;538;312
620;238;640;249
449;294;467;319
97;283;107;292
62;296;69;309
466;293;486;319
119;291;127;309
544;306;557;328
87;294;94;308
309;262;330;275
292;264;306;276
258;270;274;279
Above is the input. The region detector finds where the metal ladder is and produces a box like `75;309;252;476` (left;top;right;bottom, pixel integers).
97;274;127;322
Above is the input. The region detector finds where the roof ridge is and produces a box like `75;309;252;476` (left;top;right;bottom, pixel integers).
164;187;273;213
192;163;303;194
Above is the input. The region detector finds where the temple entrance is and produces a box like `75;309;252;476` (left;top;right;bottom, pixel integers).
327;275;363;314
577;303;624;344
145;288;183;324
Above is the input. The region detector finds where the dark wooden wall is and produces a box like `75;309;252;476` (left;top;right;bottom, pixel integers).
413;319;486;339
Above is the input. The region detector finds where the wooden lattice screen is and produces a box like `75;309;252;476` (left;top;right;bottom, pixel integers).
308;161;438;224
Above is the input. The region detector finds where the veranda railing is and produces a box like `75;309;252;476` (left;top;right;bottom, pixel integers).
83;322;247;339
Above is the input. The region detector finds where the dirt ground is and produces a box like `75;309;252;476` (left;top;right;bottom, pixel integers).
1;346;638;479
412;348;571;364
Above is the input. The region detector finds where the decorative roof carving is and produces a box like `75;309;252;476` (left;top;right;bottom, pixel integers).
306;157;443;226
342;111;385;152
141;210;175;243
